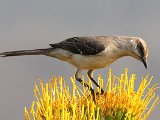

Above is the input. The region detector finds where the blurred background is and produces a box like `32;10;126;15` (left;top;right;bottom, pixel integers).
0;0;159;119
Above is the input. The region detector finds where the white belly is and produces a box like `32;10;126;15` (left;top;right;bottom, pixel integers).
70;54;116;69
46;48;121;70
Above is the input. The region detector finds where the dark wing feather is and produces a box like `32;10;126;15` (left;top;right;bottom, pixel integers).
49;37;106;55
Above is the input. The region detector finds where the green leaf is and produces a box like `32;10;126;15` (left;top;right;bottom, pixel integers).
105;114;114;120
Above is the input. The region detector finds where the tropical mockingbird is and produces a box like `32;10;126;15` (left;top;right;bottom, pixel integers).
0;36;148;95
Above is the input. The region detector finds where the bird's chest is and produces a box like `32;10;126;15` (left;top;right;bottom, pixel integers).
71;54;116;69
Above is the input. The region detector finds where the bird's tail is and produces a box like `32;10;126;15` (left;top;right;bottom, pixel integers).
0;48;52;57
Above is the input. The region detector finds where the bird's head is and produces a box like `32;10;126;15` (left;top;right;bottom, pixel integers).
128;37;148;69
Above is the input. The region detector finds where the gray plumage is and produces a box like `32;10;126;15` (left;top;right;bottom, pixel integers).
50;37;106;55
0;48;49;57
0;36;148;94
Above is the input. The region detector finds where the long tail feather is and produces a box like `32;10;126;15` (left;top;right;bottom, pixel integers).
0;48;52;57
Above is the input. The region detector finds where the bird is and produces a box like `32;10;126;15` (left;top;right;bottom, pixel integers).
0;36;148;95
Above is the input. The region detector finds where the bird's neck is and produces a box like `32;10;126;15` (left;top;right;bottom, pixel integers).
111;38;134;58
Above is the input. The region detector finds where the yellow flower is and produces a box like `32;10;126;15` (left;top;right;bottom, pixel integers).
25;69;159;120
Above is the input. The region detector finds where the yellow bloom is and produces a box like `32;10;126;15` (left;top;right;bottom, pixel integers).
25;69;159;120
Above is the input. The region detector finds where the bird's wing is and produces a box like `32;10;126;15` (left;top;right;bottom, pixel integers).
49;37;106;55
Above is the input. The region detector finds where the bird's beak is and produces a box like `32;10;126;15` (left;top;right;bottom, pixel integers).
141;57;148;69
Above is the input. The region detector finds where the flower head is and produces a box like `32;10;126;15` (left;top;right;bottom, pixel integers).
25;69;159;120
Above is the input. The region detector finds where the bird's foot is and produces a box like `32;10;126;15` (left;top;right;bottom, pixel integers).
89;77;104;95
76;78;95;99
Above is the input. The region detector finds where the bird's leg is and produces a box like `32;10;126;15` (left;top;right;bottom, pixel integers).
87;70;104;94
75;68;95;96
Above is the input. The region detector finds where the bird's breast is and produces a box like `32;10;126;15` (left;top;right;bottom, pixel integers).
70;54;117;69
46;47;124;70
